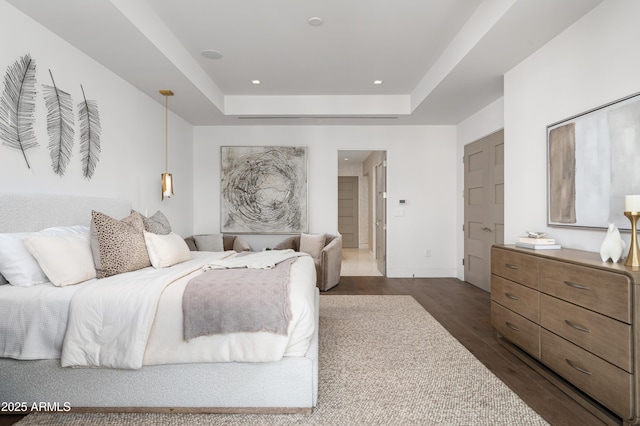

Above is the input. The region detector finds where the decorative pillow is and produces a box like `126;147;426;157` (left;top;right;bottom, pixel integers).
23;233;96;287
144;232;191;268
0;273;7;285
0;225;89;286
193;234;225;252
90;210;151;278
299;233;326;259
135;210;172;235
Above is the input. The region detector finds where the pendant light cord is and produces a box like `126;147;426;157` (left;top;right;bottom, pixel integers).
165;94;169;174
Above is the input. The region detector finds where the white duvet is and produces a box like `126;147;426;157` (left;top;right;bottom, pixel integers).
0;282;82;360
1;251;317;369
144;251;316;366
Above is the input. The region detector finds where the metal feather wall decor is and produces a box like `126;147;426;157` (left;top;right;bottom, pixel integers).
0;53;38;169
77;84;101;179
43;70;74;175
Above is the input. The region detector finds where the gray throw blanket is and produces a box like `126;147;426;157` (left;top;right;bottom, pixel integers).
182;257;296;341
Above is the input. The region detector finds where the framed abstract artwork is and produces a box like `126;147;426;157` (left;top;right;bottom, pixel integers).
220;146;308;233
547;92;640;230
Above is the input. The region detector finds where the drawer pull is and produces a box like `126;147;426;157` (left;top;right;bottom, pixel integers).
505;292;520;300
564;320;590;333
505;263;519;270
563;280;590;291
505;321;520;331
565;359;592;375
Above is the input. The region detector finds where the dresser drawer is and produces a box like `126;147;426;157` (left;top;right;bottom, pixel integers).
541;329;632;419
538;258;631;323
540;294;632;372
491;302;539;358
491;275;539;323
491;247;538;289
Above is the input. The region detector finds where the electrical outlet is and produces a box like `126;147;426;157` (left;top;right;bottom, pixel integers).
425;249;432;257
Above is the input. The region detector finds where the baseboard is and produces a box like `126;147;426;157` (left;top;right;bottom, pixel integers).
386;267;457;278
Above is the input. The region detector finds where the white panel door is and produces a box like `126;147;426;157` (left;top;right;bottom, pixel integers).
464;130;504;291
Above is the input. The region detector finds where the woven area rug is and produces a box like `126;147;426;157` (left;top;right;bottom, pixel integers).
17;295;548;425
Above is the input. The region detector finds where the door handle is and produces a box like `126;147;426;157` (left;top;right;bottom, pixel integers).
481;226;493;232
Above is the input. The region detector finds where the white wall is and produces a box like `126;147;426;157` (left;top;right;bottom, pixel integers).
504;0;640;253
456;98;505;279
193;125;458;278
0;2;195;236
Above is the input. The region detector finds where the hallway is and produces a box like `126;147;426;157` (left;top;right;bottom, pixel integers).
341;248;383;277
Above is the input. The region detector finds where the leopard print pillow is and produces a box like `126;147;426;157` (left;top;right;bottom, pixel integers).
90;210;151;278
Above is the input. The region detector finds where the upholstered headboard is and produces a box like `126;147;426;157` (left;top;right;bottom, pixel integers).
0;193;131;233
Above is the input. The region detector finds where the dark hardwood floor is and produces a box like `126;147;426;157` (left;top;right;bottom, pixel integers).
1;276;606;425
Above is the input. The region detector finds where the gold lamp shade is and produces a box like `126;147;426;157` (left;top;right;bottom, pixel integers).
161;172;173;200
160;90;174;200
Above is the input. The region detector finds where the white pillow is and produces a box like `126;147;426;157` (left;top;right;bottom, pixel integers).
22;233;96;287
0;225;89;287
144;232;192;268
299;233;326;259
193;234;225;252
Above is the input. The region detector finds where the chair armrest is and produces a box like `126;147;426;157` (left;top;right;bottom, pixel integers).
320;235;342;291
233;236;252;252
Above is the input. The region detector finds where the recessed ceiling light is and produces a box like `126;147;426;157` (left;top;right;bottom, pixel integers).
374;80;383;85
308;16;324;26
251;80;261;85
201;49;223;60
344;158;349;161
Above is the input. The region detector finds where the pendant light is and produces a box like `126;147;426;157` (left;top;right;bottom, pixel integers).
160;90;174;200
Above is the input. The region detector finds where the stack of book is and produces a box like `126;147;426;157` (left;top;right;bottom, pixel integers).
514;232;561;250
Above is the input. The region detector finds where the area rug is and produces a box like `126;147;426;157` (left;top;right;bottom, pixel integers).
17;295;548;425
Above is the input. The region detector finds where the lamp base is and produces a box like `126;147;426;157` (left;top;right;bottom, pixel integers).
624;211;640;267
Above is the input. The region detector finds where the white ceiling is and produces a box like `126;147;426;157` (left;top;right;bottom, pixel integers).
6;0;602;126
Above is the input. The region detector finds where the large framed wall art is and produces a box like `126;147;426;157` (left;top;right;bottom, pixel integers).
221;146;308;233
548;92;640;230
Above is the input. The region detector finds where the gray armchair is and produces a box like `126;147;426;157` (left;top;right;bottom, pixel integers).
184;234;251;252
274;233;342;291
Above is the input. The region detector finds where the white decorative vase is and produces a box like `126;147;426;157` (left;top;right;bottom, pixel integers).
600;223;625;262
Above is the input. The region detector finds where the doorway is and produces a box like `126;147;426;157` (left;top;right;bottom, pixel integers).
463;129;504;292
374;159;386;276
338;176;359;248
338;150;386;276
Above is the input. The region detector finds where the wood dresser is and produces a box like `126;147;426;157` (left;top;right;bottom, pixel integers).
491;244;640;426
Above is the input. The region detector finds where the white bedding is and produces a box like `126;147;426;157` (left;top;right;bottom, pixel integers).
0;281;84;359
1;251;317;369
144;251;317;365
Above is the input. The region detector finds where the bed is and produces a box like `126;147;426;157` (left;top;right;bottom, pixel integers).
0;193;319;413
